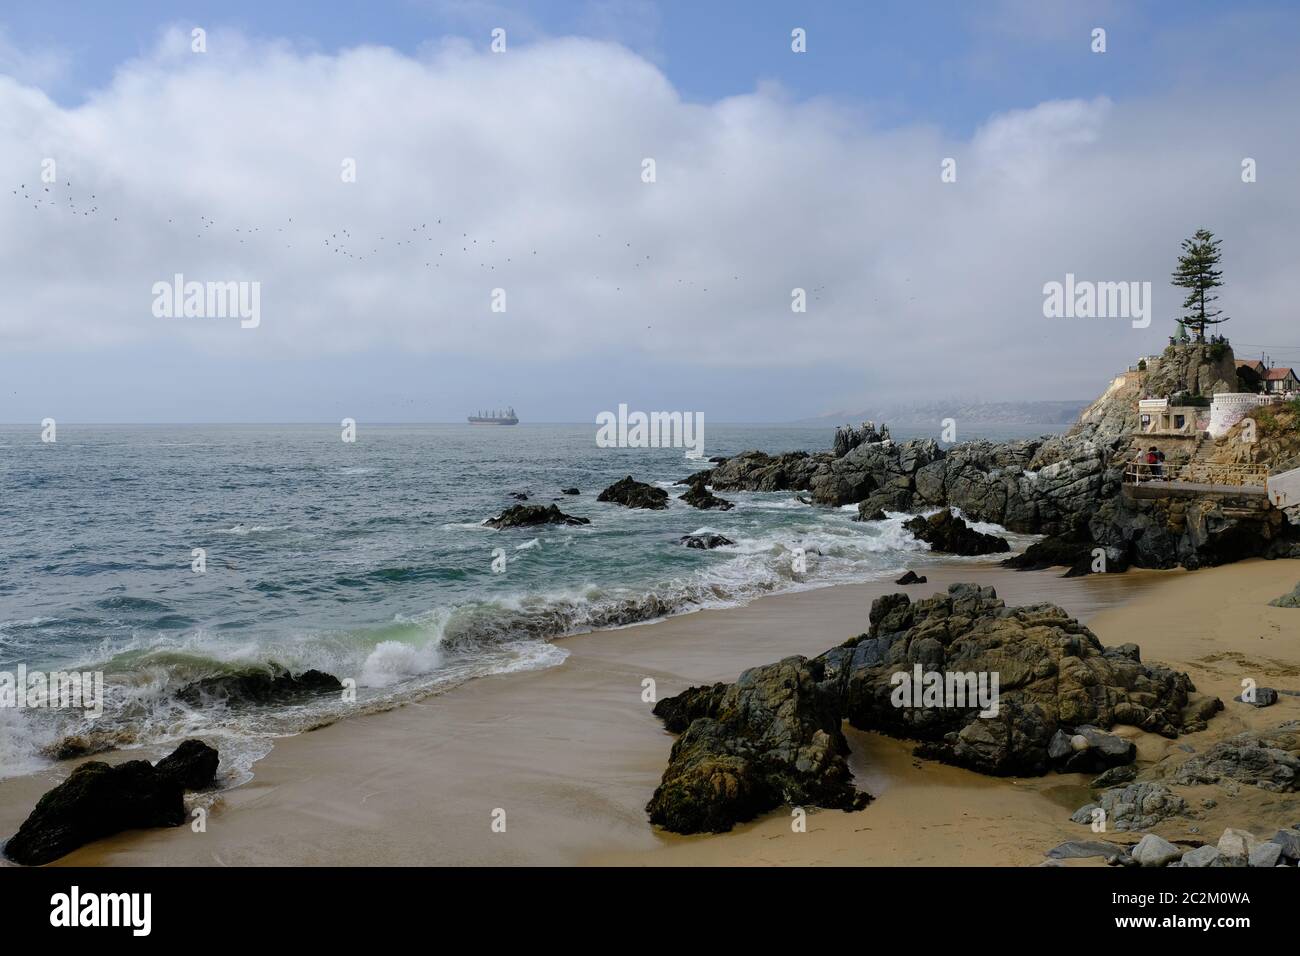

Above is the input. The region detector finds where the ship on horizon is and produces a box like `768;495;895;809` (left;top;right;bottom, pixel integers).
468;406;519;425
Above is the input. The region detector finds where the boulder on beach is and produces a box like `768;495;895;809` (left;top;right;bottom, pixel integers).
646;583;1212;832
177;665;343;707
817;585;1203;775
483;503;590;529
894;570;926;585
1269;582;1300;608
904;510;1010;556
1163;722;1299;793
3;739;219;866
646;657;871;834
680;533;734;550
1071;782;1188;832
597;476;669;510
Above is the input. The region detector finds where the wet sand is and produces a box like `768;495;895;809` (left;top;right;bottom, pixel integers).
2;559;1297;866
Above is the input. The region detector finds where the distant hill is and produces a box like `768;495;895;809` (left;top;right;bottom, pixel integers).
796;400;1088;427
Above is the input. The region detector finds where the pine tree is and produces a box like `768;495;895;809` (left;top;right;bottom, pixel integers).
1170;228;1228;341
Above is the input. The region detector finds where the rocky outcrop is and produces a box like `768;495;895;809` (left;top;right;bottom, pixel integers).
817;585;1204;776
597;476;669;510
678;474;734;511
904;510;1010;556
680;533;734;550
1091;490;1298;570
709;451;827;494
177;665;342;707
3;739;219;866
646;657;870;834
648;585;1213;832
484;503;590;529
833;421;890;457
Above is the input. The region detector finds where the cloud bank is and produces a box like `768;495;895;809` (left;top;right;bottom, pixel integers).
2;27;1298;418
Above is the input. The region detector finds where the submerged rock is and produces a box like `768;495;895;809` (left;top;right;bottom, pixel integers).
483;503;590;529
646;657;870;834
177;665;342;707
560;487;580;495
597;476;669;510
904;510;1010;556
3;739;219;866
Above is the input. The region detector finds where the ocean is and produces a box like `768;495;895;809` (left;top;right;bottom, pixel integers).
0;421;1056;782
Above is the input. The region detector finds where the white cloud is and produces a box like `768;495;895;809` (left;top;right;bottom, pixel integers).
1;28;1298;406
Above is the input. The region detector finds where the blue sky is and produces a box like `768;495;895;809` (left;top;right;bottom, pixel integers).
3;1;1300;422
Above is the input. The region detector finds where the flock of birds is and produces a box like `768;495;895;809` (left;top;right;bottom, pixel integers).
6;177;786;303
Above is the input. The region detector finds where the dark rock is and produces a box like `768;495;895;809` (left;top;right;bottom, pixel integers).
509;492;529;500
819;585;1201;776
679;482;734;511
894;570;927;585
483;503;590;529
1234;688;1279;708
560;487;580;496
1090;764;1139;788
646;657;870;834
859;508;888;522
904;510;1010;556
597;476;669;510
177;665;343;707
3;739;218;866
153;739;220;790
680;533;734;550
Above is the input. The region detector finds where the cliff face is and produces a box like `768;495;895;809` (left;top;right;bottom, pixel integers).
1070;342;1239;444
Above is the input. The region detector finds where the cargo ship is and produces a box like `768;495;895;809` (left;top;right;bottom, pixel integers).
468;407;519;425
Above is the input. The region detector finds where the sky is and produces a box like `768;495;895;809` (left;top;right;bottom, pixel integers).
2;0;1300;423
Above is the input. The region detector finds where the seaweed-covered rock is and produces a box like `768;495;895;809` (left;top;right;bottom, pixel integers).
3;739;218;866
904;510;1010;556
484;503;590;529
597;476;670;510
646;657;870;834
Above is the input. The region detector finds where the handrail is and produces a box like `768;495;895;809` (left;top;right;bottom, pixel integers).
1124;461;1269;487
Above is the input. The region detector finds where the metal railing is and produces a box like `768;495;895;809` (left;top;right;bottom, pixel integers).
1124;461;1269;487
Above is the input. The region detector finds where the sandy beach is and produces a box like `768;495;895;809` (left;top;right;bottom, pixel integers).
2;558;1297;867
